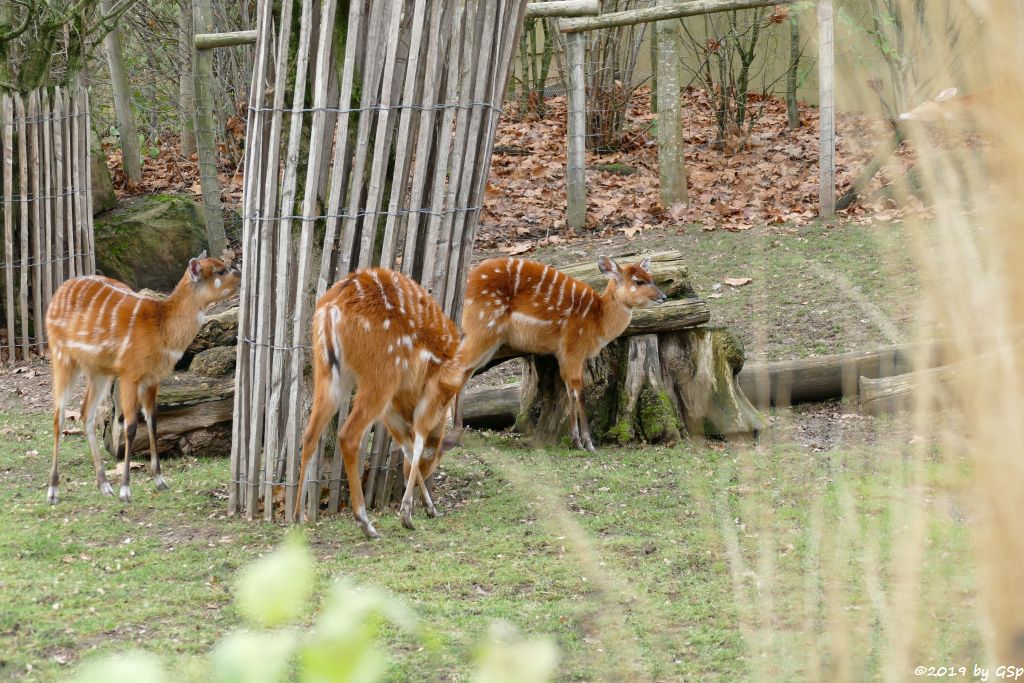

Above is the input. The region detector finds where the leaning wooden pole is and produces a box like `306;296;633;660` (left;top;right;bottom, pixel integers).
817;0;835;217
192;0;228;255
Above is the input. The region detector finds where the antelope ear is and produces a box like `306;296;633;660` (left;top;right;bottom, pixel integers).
935;87;958;102
598;255;622;281
197;250;208;260
638;256;651;272
188;258;202;282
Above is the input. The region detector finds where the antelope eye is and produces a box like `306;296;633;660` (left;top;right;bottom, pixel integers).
632;277;645;285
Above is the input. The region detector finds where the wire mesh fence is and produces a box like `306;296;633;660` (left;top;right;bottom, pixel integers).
229;0;530;522
0;86;95;362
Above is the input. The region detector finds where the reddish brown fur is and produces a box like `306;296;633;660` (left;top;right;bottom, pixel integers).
295;267;463;537
44;255;240;504
455;256;665;450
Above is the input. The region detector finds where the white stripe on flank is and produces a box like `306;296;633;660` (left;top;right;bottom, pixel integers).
511;311;552;326
555;277;567;309
534;265;549;294
91;286;116;335
391;272;407;314
117;298;144;362
419;349;441;364
569;281;577;312
353;278;364;298
580;290;594;320
545;272;559;302
513;258;524;293
370;271;392;310
383;318;391;330
64;340;111;355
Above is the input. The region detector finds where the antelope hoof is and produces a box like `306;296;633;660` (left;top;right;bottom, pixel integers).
425;504;440;519
154;475;170;492
119;485;132;503
47;486;59;505
581;436;597;453
358;519;380;540
399;500;415;530
99;481;114;496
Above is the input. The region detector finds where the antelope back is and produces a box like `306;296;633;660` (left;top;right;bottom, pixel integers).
314;268;460;383
46;276;156;365
464;257;600;330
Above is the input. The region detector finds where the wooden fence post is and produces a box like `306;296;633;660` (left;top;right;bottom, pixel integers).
817;0;835;217
565;27;587;230
193;0;228;255
655;4;688;207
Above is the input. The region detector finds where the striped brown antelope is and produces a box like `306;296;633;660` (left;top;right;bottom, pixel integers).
295;268;464;538
455;256;665;451
44;253;240;504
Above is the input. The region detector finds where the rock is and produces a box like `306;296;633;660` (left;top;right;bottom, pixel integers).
187;307;239;356
91;134;116;214
190;346;236;377
94;194;207;292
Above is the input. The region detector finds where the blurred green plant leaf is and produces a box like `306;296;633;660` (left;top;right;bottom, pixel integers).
212;630;299;683
70;651;166;683
235;531;313;627
472;622;558;683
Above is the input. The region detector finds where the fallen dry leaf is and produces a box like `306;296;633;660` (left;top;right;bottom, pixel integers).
723;277;752;287
500;241;535;255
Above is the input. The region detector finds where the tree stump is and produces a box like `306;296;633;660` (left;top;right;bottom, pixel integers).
517;326;761;447
659;327;764;438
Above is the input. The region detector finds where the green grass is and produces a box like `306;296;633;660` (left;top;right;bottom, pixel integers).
0;411;984;681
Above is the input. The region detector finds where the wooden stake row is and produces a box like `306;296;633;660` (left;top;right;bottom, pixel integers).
230;0;530;519
0;86;94;362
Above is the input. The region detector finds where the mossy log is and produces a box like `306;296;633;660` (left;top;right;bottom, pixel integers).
102;373;235;458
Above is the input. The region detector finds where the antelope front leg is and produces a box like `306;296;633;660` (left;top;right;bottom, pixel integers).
399;436;425;529
567;378;596;453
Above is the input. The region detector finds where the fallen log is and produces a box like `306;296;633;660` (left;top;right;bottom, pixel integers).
858;354;983;416
103;372;235;457
736;342;941;407
461;384;520;429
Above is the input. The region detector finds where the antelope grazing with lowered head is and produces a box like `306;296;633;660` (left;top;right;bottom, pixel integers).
44;252;240;504
296;267;463;538
455;256;665;451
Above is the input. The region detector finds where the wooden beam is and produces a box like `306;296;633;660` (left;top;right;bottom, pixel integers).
525;0;599;18
195;30;257;50
561;0;797;32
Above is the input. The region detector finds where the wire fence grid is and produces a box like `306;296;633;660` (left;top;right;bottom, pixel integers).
0;86;95;363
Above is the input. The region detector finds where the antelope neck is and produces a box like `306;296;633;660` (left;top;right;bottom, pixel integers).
160;277;206;352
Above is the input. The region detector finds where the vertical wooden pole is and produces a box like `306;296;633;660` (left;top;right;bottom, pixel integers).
100;0;142;185
656;8;688;207
16;94;30;360
193;0;228;255
817;0;835;217
564;26;586;230
40;89;53;317
179;1;197;158
28;91;43;353
2;94;14;360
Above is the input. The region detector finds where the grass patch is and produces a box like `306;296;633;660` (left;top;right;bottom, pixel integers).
0;411;982;681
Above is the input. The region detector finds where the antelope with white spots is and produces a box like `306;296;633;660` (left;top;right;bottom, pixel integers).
455;256;665;451
44;253;240;505
295;267;463;538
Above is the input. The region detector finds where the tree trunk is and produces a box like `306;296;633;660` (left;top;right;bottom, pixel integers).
179;1;197;157
192;0;227;255
100;0;142;184
786;10;800;129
